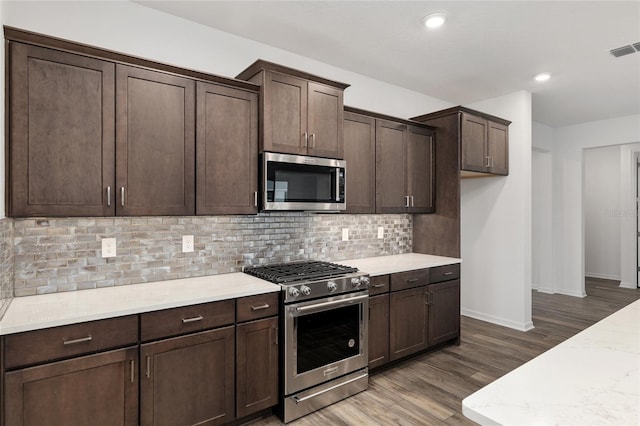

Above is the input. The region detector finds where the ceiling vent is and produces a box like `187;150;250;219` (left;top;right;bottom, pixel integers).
610;42;640;58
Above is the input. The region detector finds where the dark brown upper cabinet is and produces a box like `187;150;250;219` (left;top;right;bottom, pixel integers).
376;118;435;214
6;28;261;217
237;60;349;159
413;106;510;177
9;43;116;217
116;65;195;216
196;82;259;215
343;111;376;213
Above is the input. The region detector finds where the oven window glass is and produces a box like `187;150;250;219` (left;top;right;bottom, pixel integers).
296;304;360;374
266;162;336;203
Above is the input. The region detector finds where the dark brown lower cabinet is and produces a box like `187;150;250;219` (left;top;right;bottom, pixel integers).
368;294;389;369
4;347;139;426
428;280;461;347
389;286;428;361
236;317;278;418
140;327;235;426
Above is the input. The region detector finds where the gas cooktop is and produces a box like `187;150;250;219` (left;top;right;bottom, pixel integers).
243;260;358;284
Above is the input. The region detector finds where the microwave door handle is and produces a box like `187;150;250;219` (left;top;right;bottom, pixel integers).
336;168;340;201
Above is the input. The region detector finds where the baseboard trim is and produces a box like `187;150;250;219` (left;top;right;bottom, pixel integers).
461;308;534;332
619;281;637;289
585;273;621;281
554;289;587;298
535;286;555;294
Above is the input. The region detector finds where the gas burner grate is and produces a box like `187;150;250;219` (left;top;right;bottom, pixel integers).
244;261;358;284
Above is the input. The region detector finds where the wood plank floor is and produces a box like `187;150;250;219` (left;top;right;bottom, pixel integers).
247;279;639;425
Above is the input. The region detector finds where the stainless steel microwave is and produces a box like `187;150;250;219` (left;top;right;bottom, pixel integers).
262;152;346;211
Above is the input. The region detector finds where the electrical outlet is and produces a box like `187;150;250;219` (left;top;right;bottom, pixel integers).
182;235;194;253
377;226;384;239
101;238;116;258
342;228;349;241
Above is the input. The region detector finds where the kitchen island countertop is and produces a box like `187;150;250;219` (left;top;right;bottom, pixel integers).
340;253;461;276
462;298;640;425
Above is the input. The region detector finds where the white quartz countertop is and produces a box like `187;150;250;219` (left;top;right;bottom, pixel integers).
0;273;280;335
340;253;461;276
462;299;640;425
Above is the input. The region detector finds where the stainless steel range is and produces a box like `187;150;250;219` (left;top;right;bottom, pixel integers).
244;261;370;423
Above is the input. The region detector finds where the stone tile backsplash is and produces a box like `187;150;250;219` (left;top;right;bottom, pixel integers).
0;219;15;316
13;213;412;296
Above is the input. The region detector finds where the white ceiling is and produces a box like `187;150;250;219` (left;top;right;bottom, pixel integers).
134;1;640;128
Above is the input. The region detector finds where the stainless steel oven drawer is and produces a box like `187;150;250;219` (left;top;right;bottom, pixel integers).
283;368;368;423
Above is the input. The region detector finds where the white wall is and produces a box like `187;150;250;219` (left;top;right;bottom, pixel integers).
460;91;533;331
532;122;554;293
584;146;621;280
552;115;640;296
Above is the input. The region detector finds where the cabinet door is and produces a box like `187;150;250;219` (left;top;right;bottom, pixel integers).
407;126;435;213
344;112;376;213
263;71;308;155
116;65;195;216
307;82;344;158
196;82;258;214
140;327;235;426
488;121;509;175
376;119;407;213
4;347;138;426
9;42;115;217
389;287;428;361
460;113;488;173
368;294;389;369
427;280;461;347
236;317;278;418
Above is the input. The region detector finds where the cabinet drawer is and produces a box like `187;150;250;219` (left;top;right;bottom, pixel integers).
368;275;390;295
4;315;138;369
390;269;430;292
430;264;460;284
140;300;235;342
236;293;279;322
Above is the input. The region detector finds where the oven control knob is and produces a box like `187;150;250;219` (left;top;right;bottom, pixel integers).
327;281;338;292
288;287;300;298
300;285;312;296
361;276;370;287
351;277;362;288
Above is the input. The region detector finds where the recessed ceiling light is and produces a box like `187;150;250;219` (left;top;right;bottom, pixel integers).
422;12;447;29
533;72;551;82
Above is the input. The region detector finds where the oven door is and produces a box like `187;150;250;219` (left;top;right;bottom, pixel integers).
284;291;368;395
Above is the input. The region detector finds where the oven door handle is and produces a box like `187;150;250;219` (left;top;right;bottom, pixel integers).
294;294;368;315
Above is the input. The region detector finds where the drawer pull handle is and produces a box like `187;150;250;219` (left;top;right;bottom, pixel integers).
443;272;454;276
63;335;92;345
406;278;419;284
251;304;270;311
371;284;385;288
182;315;204;324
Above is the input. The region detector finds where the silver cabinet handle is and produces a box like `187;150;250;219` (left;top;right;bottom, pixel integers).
251;303;270;311
371;283;385;288
254;191;258;207
425;292;432;305
411;196;415;207
303;132;308;148
485;157;491;167
130;360;135;383
404;195;410;207
443;271;454;276
310;133;316;149
182;315;203;324
107;186;111;207
63;335;92;345
145;356;151;379
121;187;125;207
